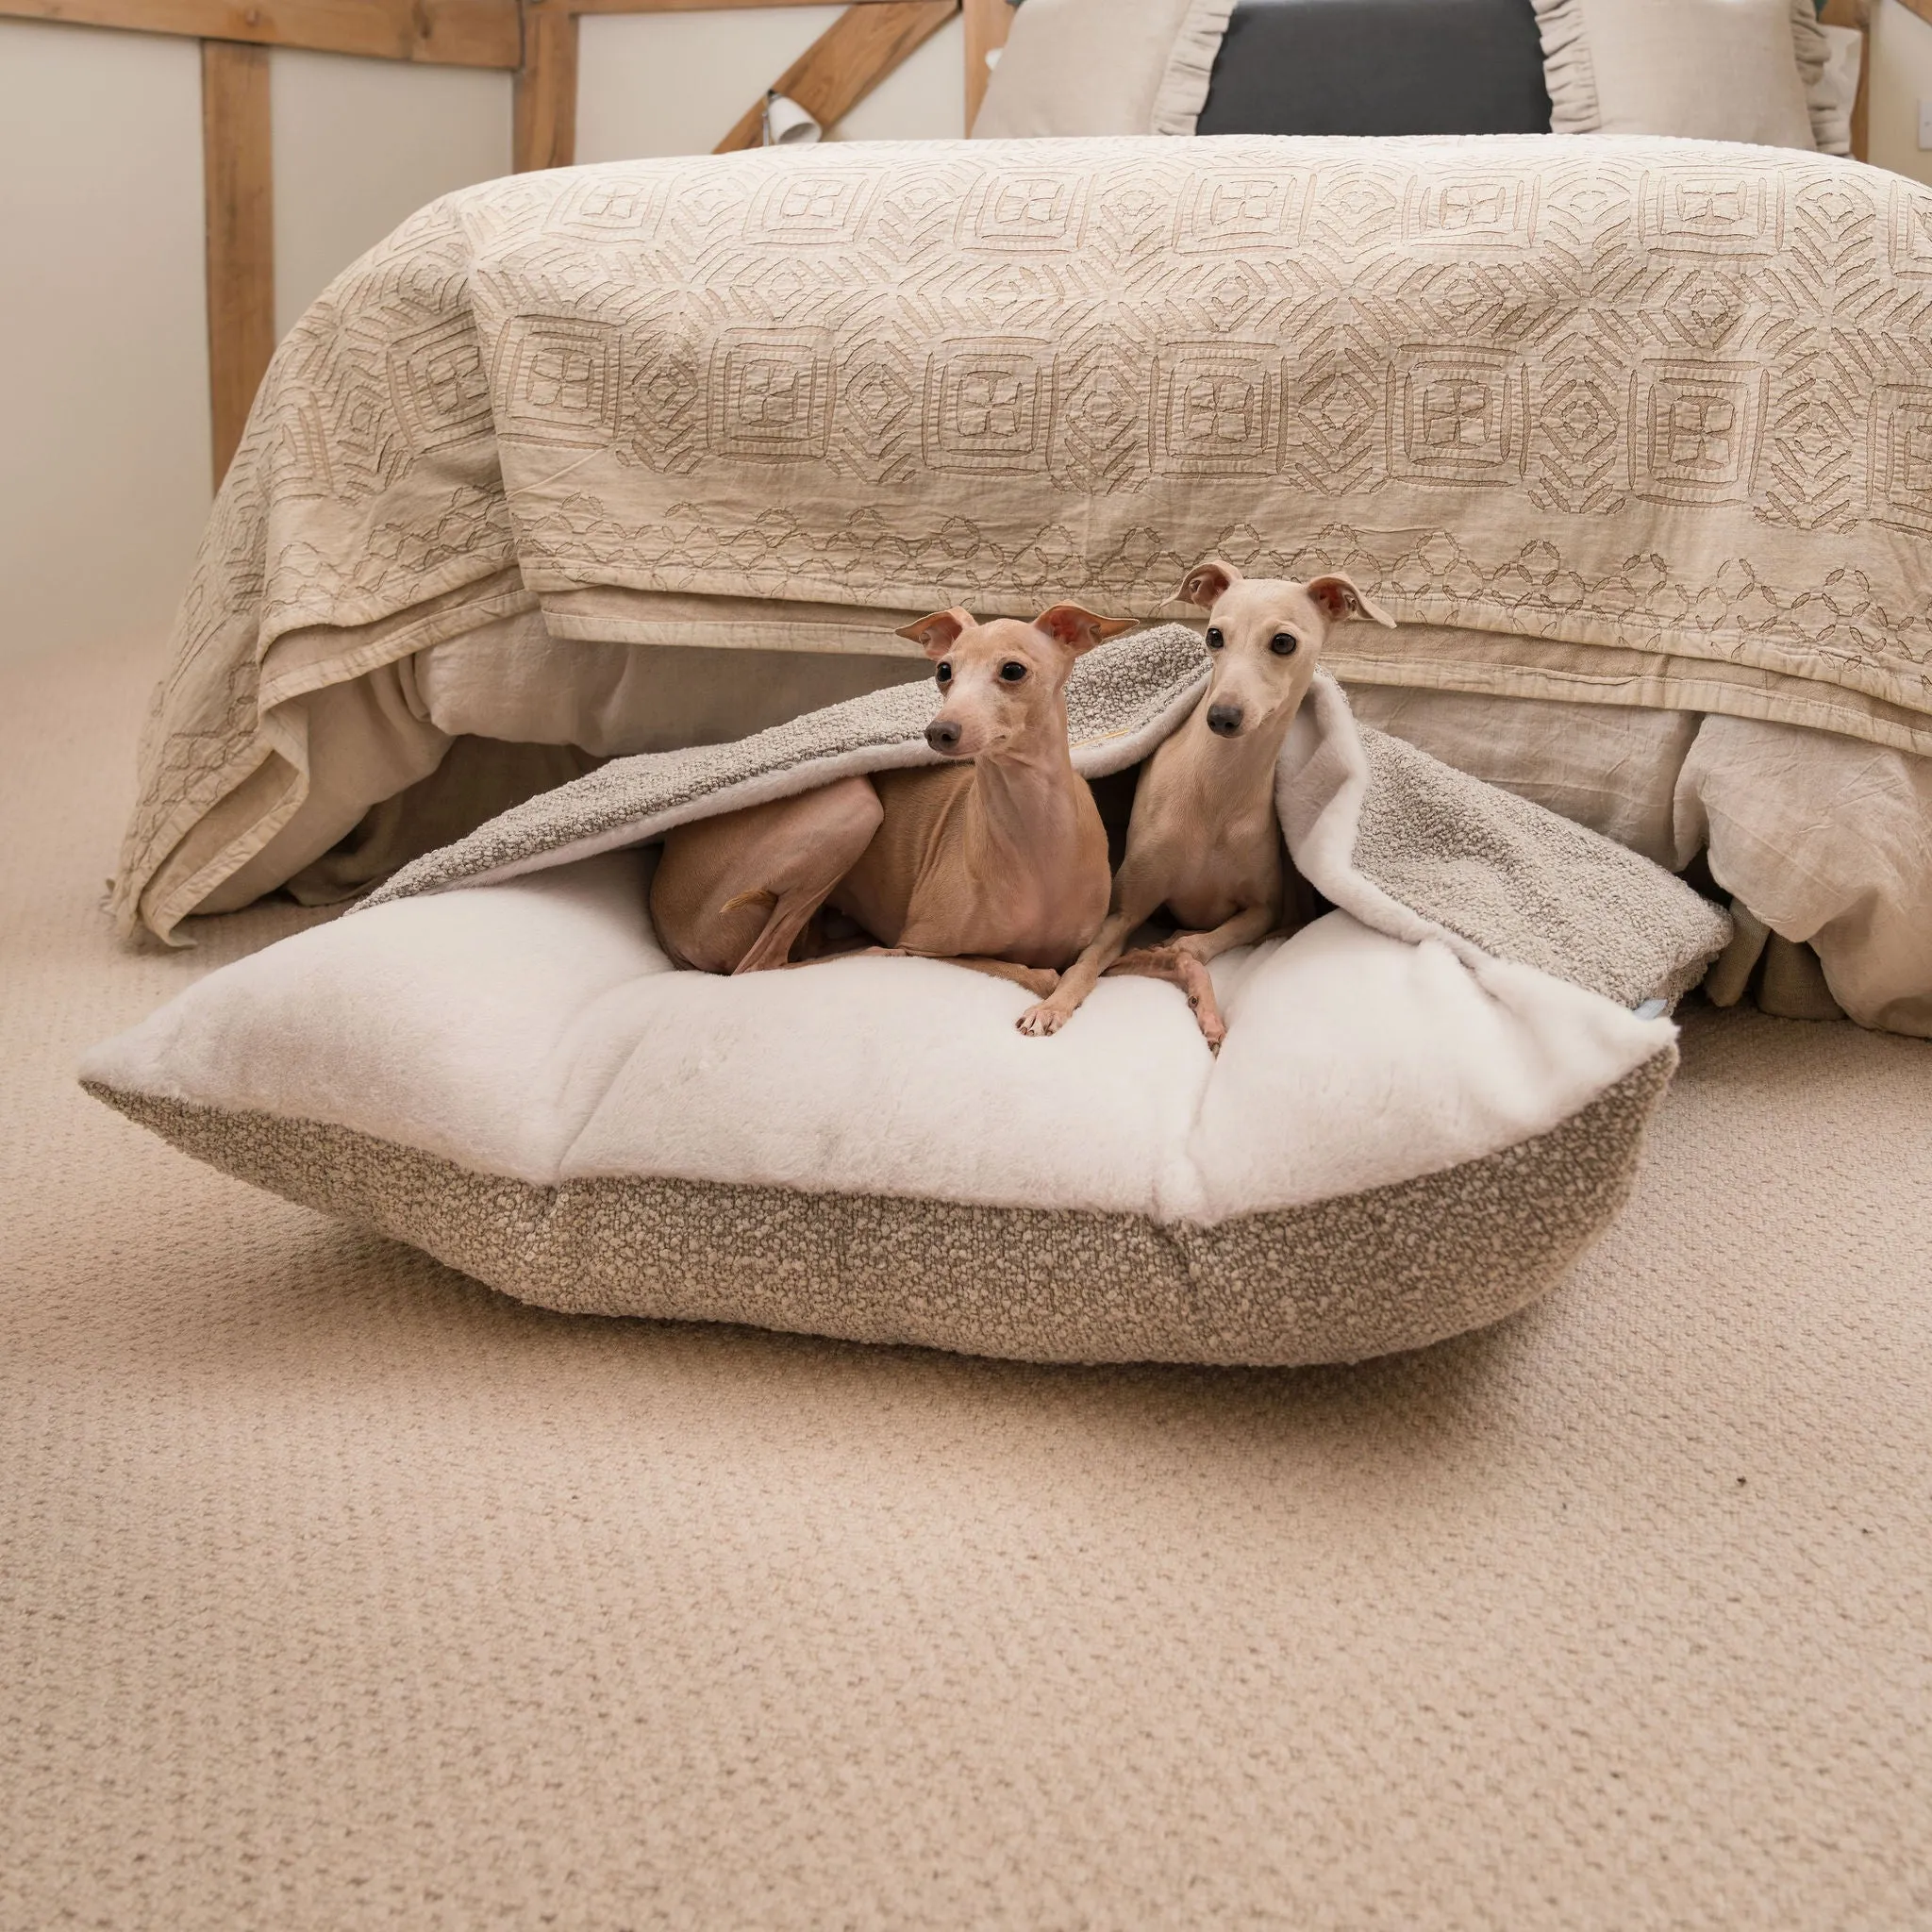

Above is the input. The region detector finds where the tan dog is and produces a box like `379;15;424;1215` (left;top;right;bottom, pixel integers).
1017;561;1395;1046
650;604;1134;992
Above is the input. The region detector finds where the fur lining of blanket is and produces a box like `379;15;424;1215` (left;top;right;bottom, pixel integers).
366;624;1731;1008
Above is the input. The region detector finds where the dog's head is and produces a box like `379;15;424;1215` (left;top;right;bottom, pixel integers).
897;605;1138;758
1171;561;1395;741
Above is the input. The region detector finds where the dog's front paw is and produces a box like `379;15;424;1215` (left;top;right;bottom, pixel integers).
1016;1002;1066;1037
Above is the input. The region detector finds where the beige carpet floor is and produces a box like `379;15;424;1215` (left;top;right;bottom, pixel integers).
4;637;1930;1931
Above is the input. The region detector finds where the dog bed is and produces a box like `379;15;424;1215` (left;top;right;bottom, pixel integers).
83;626;1729;1366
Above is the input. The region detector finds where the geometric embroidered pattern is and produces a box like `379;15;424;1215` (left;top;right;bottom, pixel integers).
117;135;1932;934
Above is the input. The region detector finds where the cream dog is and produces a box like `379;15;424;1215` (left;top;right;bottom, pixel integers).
650;603;1134;993
1017;561;1395;1046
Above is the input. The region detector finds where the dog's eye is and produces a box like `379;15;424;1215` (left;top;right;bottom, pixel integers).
1205;627;1224;650
999;660;1027;683
935;660;952;684
1271;632;1299;657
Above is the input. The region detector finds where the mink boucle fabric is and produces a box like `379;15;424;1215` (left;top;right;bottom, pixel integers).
8;636;1932;1925
85;1053;1673;1367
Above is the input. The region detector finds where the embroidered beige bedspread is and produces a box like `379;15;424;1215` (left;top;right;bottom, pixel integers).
118;134;1932;940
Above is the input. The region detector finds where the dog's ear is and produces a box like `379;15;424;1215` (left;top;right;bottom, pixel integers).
1172;559;1240;610
1031;605;1138;655
896;608;974;659
1304;574;1396;629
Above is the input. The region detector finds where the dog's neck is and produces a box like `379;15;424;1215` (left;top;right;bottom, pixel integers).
965;702;1086;858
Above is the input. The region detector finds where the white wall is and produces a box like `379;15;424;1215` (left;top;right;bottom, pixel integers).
1870;0;1932;188
838;12;966;142
0;20;211;663
0;21;512;667
273;50;512;333
576;8;962;162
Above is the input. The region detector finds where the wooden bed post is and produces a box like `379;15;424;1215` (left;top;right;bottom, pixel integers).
961;0;1010;127
515;0;580;171
201;39;275;487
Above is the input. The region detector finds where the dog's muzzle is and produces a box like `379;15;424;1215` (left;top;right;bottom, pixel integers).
925;719;963;754
1208;703;1244;738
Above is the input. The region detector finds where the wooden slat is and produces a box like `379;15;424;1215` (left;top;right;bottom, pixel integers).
960;0;1008;129
1893;0;1931;25
0;0;521;66
572;0;908;10
514;0;580;171
713;0;955;152
1820;0;1873;165
202;40;276;486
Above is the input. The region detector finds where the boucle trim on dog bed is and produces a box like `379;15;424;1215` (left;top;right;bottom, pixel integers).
86;1052;1672;1367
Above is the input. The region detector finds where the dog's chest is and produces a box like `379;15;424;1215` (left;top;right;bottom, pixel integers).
1167;843;1281;926
1162;784;1284;930
864;765;1106;963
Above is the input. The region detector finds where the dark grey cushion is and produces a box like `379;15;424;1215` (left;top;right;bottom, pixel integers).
1196;0;1553;136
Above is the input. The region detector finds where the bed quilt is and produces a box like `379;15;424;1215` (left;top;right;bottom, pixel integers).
118;134;1932;940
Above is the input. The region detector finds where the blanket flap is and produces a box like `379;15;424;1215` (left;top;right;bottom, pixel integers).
366;625;1731;1005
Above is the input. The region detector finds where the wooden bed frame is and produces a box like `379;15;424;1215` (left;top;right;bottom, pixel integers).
1;0;1891;485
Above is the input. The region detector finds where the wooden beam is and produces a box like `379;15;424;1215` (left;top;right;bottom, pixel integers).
960;0;1008;129
514;0;579;170
572;0;908;10
1892;0;1932;26
713;0;955;152
1820;0;1873;164
202;40;276;486
0;0;521;66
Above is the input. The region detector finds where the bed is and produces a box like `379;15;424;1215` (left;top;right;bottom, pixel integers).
113;11;1930;1037
961;0;1926;1030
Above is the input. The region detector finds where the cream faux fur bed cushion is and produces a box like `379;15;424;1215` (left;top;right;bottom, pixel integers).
1531;0;1845;152
82;855;1680;1367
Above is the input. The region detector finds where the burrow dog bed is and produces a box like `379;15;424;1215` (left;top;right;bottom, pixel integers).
85;625;1730;1366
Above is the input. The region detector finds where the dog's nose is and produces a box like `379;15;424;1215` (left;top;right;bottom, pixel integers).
1208;703;1244;738
925;719;962;755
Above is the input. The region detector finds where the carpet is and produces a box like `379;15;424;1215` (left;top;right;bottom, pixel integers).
4;636;1929;1929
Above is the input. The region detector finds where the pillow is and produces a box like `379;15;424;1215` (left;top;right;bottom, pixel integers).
1531;0;1843;153
1195;0;1556;138
970;0;1236;139
1814;22;1863;158
83;629;1730;1368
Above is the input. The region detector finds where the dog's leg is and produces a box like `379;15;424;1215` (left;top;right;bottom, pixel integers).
1014;908;1137;1037
651;777;882;974
791;946;1060;999
946;956;1060;997
1108;902;1279;1050
730;878;844;974
1015;841;1174;1038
